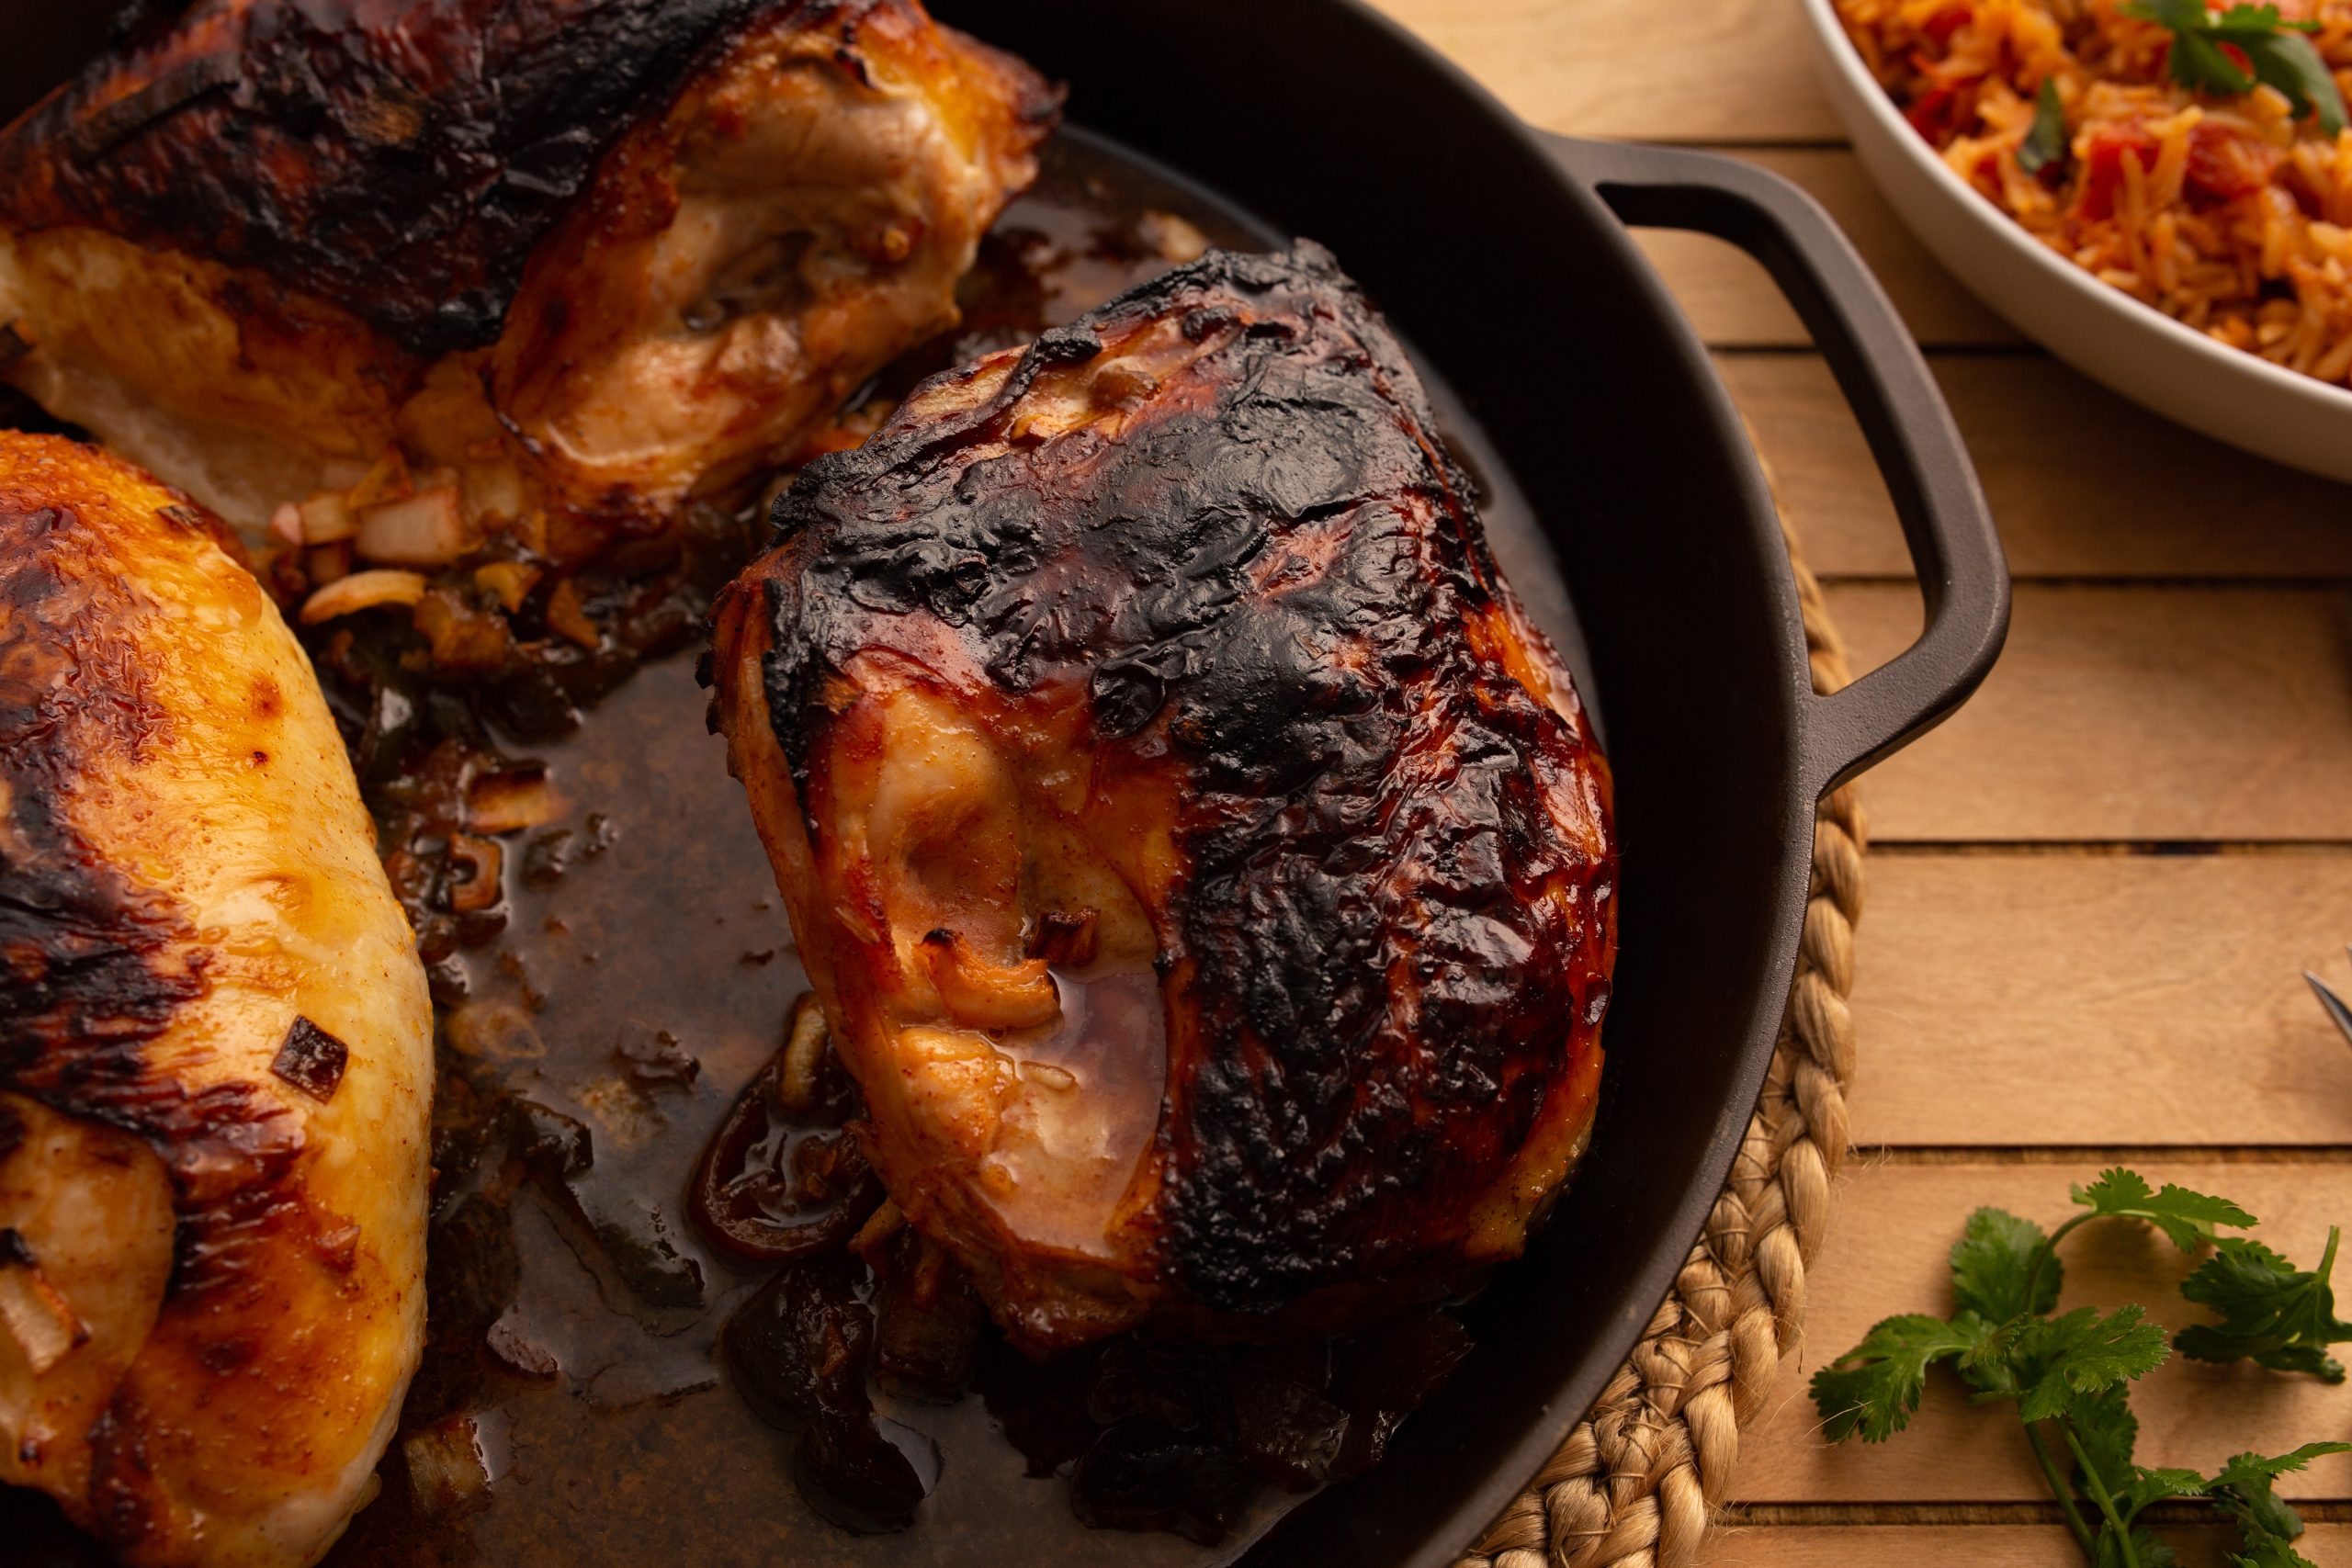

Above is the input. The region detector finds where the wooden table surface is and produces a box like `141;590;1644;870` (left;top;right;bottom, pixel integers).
1364;1;2352;1562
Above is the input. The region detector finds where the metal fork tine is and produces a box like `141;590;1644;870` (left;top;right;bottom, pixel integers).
2306;969;2352;1050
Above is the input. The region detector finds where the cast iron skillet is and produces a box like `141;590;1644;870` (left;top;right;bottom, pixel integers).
890;5;2008;1562
0;4;2007;1565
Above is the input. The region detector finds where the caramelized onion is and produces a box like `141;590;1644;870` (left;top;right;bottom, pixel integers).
414;588;514;672
871;1227;983;1402
775;993;830;1115
471;560;538;614
544;578;601;649
447;835;503;913
299;491;356;544
299;568;426;625
690;1006;878;1261
463;461;526;526
722;1259;936;1533
1028;907;1099;967
345;447;414;511
401;1413;501;1517
357;486;471;566
918;930;1057;1031
466;768;561;834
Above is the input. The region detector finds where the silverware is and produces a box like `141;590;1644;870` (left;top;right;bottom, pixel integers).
2303;948;2352;1049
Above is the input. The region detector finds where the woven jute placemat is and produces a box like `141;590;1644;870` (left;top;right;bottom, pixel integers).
1455;521;1865;1568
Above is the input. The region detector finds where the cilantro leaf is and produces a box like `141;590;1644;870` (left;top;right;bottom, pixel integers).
2068;1382;2142;1484
2209;1442;2352;1562
2237;31;2349;136
2019;78;2072;175
2203;3;2314;35
2106;1530;2184;1568
2117;1465;2208;1517
2122;0;2211;28
2226;1544;2318;1568
2009;1304;2169;1421
1952;1205;2059;1320
1815;1171;2349;1567
2177;28;2261;92
1810;1313;1984;1441
2176;1229;2352;1381
2072;1168;2256;1250
2117;0;2349;133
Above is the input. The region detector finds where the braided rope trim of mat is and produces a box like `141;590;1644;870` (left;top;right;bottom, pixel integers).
1456;520;1865;1568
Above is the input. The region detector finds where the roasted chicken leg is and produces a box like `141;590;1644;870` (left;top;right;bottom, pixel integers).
0;0;1055;572
710;245;1618;1351
0;433;433;1566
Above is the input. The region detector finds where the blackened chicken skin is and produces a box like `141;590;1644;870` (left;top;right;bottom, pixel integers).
0;0;1055;568
710;245;1618;1351
0;434;434;1566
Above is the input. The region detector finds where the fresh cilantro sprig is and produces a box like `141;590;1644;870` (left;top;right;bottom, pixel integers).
2178;1227;2352;1379
1811;1169;2352;1567
2120;0;2349;135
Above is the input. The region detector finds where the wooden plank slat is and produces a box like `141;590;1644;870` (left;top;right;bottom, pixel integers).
1726;354;2352;580
1708;1524;2352;1566
1626;151;2016;349
1366;0;1842;142
1829;583;2352;842
1734;1162;2352;1503
1851;853;2352;1146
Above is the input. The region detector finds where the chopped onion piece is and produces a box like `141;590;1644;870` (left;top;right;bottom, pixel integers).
1138;209;1210;264
305;540;353;587
850;1199;906;1261
467;769;561;833
777;993;831;1115
403;1412;507;1515
298;491;356;544
510;508;550;558
472;560;538;613
415;587;513;671
345;447;413;511
299;568;427;625
544;578;601;649
269;502;303;547
447;835;503;913
464;461;526;525
356;486;470;566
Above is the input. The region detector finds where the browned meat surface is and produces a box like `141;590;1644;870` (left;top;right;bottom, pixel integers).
0;433;433;1566
0;0;1056;575
709;244;1618;1352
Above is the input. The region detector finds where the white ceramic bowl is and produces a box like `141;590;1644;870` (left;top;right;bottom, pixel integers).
1798;0;2352;481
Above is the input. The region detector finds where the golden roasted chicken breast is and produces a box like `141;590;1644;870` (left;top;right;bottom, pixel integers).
711;245;1618;1351
0;0;1056;569
0;433;433;1567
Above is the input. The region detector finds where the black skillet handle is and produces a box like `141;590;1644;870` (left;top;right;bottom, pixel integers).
1544;133;2010;799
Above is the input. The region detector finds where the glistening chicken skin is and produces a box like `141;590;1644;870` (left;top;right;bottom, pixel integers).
0;0;1056;566
0;434;433;1567
710;245;1618;1352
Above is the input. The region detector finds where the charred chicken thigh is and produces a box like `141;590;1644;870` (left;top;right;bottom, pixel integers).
0;0;1055;570
0;434;433;1566
711;245;1618;1351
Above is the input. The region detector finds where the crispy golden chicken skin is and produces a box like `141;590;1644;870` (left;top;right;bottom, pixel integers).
0;433;433;1566
710;245;1618;1351
0;0;1056;567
